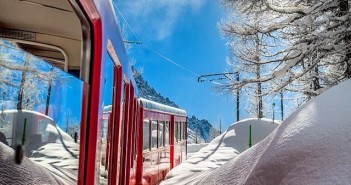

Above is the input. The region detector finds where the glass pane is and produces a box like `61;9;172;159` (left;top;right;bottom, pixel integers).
164;122;169;146
151;121;157;148
174;122;178;142
182;122;186;140
178;122;182;141
98;55;115;184
159;121;164;147
143;119;150;150
0;38;82;184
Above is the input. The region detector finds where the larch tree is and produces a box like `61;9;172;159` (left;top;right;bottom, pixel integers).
0;39;59;110
220;0;284;118
219;0;351;118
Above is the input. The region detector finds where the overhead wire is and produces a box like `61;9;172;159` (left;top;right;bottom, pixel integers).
112;2;204;79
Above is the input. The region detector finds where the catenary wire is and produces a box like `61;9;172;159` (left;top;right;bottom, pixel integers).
112;2;210;80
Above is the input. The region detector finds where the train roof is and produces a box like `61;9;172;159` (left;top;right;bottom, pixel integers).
138;98;187;117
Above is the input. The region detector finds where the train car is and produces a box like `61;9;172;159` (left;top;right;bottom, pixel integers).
136;98;187;184
0;0;187;185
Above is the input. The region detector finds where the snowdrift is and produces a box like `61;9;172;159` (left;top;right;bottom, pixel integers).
0;110;79;184
162;118;279;185
0;142;61;184
198;79;351;185
29;124;79;184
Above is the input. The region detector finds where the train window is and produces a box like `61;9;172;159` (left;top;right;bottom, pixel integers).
97;54;115;184
181;122;185;140
0;37;83;183
178;122;182;141
174;122;178;142
143;119;150;150
164;122;169;146
151;121;157;149
183;122;187;140
159;121;164;147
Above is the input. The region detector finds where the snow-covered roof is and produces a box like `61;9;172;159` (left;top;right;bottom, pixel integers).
103;105;112;112
138;98;187;116
0;109;54;121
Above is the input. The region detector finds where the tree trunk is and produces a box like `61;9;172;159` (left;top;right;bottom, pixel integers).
17;54;30;110
338;0;351;78
255;33;263;118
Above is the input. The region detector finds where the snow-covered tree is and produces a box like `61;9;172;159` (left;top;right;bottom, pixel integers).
220;0;351;117
220;1;284;118
0;39;60;111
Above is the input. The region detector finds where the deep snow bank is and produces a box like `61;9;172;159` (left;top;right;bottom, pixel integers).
29;124;79;184
187;143;209;154
162;118;279;185
0;142;61;184
198;79;351;185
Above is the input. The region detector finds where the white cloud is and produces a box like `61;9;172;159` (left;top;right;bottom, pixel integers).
121;0;206;40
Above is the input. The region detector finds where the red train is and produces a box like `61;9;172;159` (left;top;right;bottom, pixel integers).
0;0;187;185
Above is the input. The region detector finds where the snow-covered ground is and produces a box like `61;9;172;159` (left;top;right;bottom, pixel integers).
162;118;279;185
187;143;209;158
0;110;79;184
194;79;351;184
29;124;79;184
0;142;61;184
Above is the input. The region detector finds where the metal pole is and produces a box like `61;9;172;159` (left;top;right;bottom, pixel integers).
219;117;222;135
272;103;275;124
249;125;252;148
236;73;240;122
280;91;284;121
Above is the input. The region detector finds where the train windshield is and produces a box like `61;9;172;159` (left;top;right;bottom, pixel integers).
0;37;82;184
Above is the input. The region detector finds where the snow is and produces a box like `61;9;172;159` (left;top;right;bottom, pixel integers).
0;110;79;184
187;143;208;158
29;124;79;184
0;142;62;185
161;118;279;185
197;79;351;184
187;128;205;144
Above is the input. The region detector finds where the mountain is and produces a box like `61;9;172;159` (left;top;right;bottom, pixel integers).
187;116;219;143
133;69;217;143
133;69;178;108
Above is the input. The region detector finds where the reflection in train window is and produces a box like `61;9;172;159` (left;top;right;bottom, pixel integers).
159;121;164;147
174;122;178;142
182;122;186;140
165;122;169;146
151;121;157;148
178;122;182;141
143;119;150;150
0;37;82;184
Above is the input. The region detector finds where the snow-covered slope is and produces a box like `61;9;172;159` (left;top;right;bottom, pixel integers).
162;118;279;185
134;70;216;142
0;110;79;184
0;142;61;184
134;70;179;108
30;124;79;184
187;116;218;143
187;128;205;144
197;79;351;185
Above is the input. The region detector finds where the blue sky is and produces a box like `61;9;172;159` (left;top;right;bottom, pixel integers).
116;0;237;129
